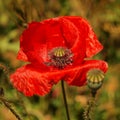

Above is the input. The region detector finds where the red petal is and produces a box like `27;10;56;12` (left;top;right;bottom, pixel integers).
17;48;28;61
42;18;66;50
17;22;48;63
85;26;103;57
61;16;103;58
59;17;79;48
10;64;53;96
18;20;66;64
18;16;103;65
10;64;69;96
10;60;108;96
59;17;85;63
64;60;108;86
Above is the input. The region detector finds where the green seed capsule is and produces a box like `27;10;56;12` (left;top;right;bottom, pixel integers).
54;48;65;57
46;47;73;69
87;69;105;90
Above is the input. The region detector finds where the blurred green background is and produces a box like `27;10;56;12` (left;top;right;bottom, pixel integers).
0;0;120;120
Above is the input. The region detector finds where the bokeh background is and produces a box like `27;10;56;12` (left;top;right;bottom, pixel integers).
0;0;120;120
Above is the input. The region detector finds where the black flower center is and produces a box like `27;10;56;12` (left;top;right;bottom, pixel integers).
45;47;73;69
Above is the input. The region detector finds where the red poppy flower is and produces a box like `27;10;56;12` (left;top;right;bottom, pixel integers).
10;16;108;96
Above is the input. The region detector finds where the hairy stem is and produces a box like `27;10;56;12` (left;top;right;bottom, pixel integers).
0;97;22;120
61;80;70;120
83;91;97;120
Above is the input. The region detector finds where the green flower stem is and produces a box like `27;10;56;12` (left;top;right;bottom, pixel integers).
61;80;70;120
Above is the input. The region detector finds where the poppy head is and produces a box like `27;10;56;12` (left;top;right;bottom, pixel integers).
10;16;108;96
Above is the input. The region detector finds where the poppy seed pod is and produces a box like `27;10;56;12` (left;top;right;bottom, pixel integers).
87;69;105;90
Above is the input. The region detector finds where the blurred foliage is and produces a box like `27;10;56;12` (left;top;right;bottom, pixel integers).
0;0;120;120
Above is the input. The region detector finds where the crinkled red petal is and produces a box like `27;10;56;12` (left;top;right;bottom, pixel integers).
64;60;108;86
10;60;108;96
17;16;104;66
59;17;86;63
18;20;67;64
61;16;103;58
10;64;53;96
42;18;66;50
17;48;28;61
17;22;48;63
